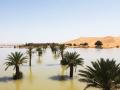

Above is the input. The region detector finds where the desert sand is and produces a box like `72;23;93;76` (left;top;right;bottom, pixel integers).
65;36;120;48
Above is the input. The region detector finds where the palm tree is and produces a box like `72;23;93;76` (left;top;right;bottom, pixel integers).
50;43;59;55
5;52;27;80
42;44;48;50
79;58;120;90
58;44;66;60
36;47;43;57
36;47;43;64
27;47;33;66
50;43;60;59
61;52;84;78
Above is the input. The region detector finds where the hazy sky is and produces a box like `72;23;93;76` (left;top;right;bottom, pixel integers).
0;0;120;43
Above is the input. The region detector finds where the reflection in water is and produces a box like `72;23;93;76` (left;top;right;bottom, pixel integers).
96;48;102;51
1;48;120;90
49;75;69;81
60;65;77;90
68;80;74;90
61;65;67;76
15;80;22;90
46;64;59;66
29;67;33;83
37;56;42;64
52;53;60;60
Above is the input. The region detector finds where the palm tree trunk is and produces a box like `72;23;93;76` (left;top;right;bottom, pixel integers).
61;49;64;60
15;65;20;77
70;63;74;78
103;88;110;90
103;86;110;90
60;50;63;59
38;52;40;57
29;53;31;66
61;52;63;60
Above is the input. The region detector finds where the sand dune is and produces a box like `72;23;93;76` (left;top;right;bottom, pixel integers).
65;36;120;48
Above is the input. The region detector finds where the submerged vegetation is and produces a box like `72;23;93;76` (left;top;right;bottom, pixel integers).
50;43;59;55
5;52;27;80
61;51;84;78
58;44;66;60
26;47;33;67
2;43;120;90
36;47;43;57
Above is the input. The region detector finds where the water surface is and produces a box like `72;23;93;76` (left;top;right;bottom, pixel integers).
0;48;120;90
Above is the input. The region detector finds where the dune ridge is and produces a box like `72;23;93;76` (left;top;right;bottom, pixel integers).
65;36;120;48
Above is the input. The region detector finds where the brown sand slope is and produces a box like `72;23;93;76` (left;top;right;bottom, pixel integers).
65;36;120;48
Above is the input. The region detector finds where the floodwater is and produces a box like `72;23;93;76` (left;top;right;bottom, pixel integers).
0;48;120;90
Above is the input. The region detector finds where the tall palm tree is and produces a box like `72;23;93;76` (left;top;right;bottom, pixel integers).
27;47;33;66
36;47;43;64
58;44;66;60
5;52;27;79
42;44;48;51
50;43;60;59
36;47;43;57
61;52;84;78
79;58;120;90
50;43;59;55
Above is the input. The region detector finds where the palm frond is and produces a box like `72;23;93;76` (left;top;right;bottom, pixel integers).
5;52;27;71
79;58;120;90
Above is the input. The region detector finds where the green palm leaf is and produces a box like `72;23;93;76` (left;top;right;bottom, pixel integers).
79;58;120;90
5;52;27;70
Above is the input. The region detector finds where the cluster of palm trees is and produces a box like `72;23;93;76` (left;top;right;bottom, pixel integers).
50;43;66;59
4;44;120;90
26;46;47;66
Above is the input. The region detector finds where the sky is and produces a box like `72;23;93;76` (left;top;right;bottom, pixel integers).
0;0;120;43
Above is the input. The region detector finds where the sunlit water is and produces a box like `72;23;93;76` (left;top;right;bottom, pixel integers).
0;48;120;90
